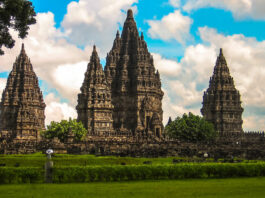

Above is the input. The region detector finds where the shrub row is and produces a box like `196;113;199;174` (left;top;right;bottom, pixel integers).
52;163;265;183
0;167;44;184
1;163;265;184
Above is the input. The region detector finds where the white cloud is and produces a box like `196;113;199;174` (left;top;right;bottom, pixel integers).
198;26;265;109
44;93;77;126
61;0;138;55
147;10;193;44
0;12;90;73
169;0;181;8
243;116;265;132
52;61;88;105
0;12;93;107
182;0;265;20
157;26;265;131
152;53;181;77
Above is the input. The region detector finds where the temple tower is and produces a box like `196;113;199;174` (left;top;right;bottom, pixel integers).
76;46;114;135
201;49;244;133
0;44;46;140
104;9;164;137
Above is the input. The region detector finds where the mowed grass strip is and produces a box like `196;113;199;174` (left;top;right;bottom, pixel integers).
0;177;265;198
0;153;258;168
0;153;179;167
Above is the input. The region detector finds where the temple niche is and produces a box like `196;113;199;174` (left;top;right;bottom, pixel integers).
201;49;244;133
76;46;114;135
104;9;164;137
0;44;46;141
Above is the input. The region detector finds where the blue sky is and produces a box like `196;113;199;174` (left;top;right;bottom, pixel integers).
0;0;265;130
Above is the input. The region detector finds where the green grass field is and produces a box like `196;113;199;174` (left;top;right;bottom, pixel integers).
0;177;265;198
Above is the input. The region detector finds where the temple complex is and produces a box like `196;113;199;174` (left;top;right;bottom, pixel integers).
2;10;264;158
0;44;46;141
201;49;244;133
104;9;164;137
76;46;114;135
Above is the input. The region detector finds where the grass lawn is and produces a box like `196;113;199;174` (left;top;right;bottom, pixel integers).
0;177;265;198
0;153;189;167
0;153;258;168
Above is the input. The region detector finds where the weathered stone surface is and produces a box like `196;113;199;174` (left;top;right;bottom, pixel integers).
76;46;114;135
0;44;46;141
104;9;164;137
201;49;244;133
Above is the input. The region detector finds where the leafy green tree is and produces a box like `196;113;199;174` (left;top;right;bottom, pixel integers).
0;0;36;55
42;118;87;142
165;112;216;142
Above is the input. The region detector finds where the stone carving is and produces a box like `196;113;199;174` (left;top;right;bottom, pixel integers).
201;49;244;133
0;44;46;140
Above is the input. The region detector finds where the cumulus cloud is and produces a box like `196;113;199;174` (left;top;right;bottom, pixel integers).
169;0;181;8
156;26;265;131
52;61;88;105
61;0;138;55
198;26;265;109
0;12;93;106
182;0;265;20
44;93;77;126
152;53;181;77
147;10;193;44
0;12;90;73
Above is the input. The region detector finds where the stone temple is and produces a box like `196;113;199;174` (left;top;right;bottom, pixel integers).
0;44;46;141
76;45;114;135
201;49;244;133
77;9;164;138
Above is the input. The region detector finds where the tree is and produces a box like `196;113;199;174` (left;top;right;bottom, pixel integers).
165;112;216;143
42;118;88;142
0;0;36;55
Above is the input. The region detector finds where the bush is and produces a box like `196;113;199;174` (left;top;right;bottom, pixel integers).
0;167;44;184
2;163;265;184
52;163;265;183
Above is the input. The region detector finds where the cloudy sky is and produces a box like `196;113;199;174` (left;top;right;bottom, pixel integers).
0;0;265;131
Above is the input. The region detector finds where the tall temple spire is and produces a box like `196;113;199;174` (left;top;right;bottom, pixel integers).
201;49;243;133
0;44;46;140
104;9;164;138
76;45;114;134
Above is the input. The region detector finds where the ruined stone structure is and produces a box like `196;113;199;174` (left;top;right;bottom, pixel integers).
0;44;46;141
76;46;114;135
201;49;244;133
104;9;164;137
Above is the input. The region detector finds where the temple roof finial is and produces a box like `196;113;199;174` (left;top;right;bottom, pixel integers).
127;9;134;19
141;32;144;40
21;43;25;54
219;48;223;56
116;30;120;38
